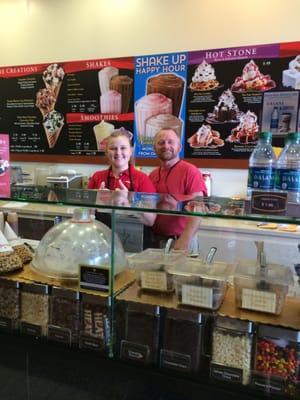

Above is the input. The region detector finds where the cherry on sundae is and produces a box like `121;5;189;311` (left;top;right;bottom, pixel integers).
226;111;259;144
231;60;276;92
187;124;224;148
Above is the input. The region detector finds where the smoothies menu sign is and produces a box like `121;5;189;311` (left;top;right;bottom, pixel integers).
0;41;300;161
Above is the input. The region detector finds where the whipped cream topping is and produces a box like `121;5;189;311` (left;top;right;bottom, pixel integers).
237;110;258;130
242;60;260;81
146;113;181;126
136;93;172;109
217;89;238;110
43;64;65;86
94;120;115;133
192;60;216;83
43;111;64;133
289;55;300;72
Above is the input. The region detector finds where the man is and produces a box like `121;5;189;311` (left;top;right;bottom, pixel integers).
149;128;207;251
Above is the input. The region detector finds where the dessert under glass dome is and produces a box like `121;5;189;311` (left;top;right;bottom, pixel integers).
32;208;127;280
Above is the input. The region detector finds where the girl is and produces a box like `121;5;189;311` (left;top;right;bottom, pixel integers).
88;128;156;193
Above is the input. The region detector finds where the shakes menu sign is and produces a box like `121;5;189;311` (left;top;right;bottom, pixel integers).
0;41;300;161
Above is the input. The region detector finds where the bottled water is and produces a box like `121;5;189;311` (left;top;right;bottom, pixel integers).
247;132;276;198
270;106;279;133
275;132;300;204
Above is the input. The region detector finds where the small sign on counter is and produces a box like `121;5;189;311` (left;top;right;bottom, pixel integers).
79;264;110;292
251;191;287;215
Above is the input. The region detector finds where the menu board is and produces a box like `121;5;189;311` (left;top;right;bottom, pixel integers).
184;43;300;159
0;134;10;197
0;41;300;165
0;58;134;156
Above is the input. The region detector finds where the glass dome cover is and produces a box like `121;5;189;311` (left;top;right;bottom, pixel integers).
32;208;127;280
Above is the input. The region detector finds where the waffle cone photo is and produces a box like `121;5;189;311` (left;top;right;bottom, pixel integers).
43;124;63;148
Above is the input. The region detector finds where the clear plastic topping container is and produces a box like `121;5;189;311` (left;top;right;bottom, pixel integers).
128;248;186;292
234;261;293;315
211;316;254;385
0;278;20;325
253;325;300;397
161;308;204;373
32;208;127;280
168;257;231;310
20;282;49;336
50;287;81;342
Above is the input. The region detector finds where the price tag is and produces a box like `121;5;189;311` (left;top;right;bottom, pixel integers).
140;271;167;291
181;284;213;308
242;288;276;313
79;264;110;292
251;191;287;215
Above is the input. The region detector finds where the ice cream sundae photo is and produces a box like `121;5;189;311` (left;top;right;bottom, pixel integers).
282;55;300;89
190;60;220;91
187;124;224;148
231;60;276;92
0;159;9;175
185;200;222;214
226;110;259;144
206;89;240;123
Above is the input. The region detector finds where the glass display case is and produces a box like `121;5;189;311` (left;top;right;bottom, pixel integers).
0;185;300;400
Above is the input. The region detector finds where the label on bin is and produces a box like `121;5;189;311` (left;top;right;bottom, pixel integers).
160;349;192;372
141;271;167;291
48;325;72;346
120;340;150;363
20;321;42;338
181;285;213;308
242;288;276;313
0;317;13;332
210;363;243;384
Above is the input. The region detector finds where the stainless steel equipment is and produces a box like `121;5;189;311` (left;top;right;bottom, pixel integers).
46;174;83;189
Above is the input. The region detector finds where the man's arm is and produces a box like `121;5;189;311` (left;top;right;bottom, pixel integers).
173;215;201;251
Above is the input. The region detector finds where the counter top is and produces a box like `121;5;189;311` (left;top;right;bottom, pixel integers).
1;200;300;238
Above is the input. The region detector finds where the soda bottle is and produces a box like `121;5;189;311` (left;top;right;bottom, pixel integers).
247;132;276;198
275;132;300;204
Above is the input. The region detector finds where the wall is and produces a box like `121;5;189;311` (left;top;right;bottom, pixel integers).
2;0;300;196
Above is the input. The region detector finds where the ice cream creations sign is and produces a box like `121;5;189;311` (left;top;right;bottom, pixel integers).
0;134;10;198
134;52;188;158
